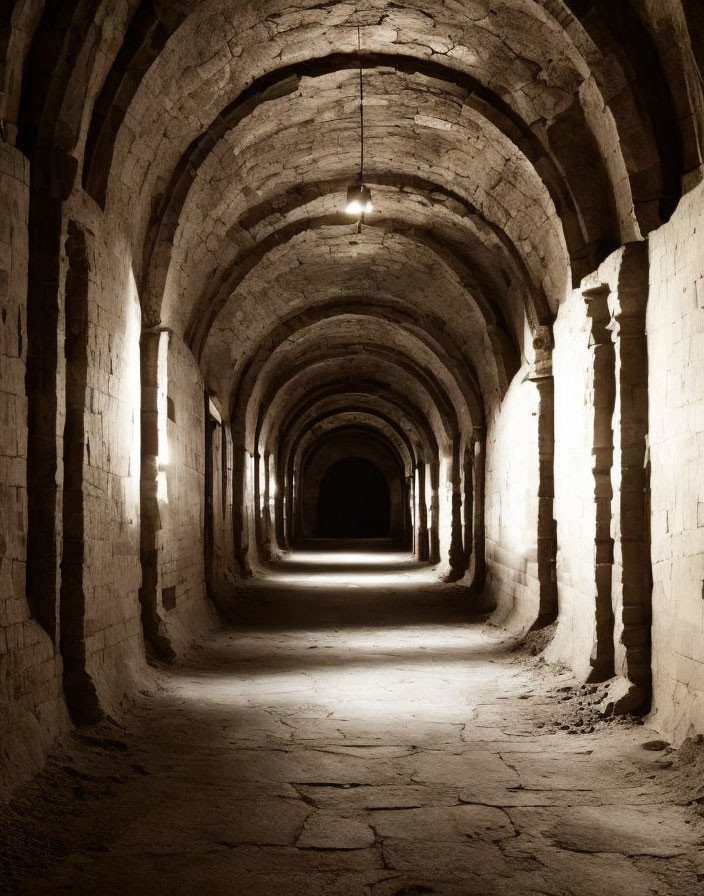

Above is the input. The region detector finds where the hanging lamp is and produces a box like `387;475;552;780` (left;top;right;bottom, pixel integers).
345;27;373;219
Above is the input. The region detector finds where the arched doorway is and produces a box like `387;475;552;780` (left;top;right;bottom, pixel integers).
315;457;391;538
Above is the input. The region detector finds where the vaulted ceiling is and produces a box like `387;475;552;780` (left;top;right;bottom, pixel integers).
5;0;703;455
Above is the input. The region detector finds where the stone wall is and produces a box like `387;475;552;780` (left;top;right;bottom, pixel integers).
155;335;216;652
69;211;144;720
548;284;599;679
0;144;68;797
648;181;704;742
548;246;651;697
485;367;541;632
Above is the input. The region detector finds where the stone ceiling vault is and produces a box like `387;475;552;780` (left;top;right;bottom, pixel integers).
6;0;704;522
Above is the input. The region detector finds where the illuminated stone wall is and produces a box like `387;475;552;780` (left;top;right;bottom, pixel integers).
549;285;599;680
60;205;144;722
648;181;704;742
154;334;216;652
485;368;542;632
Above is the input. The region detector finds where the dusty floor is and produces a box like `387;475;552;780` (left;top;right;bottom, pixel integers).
1;551;703;895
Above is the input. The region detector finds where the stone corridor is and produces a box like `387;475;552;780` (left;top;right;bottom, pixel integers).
2;552;702;895
4;3;704;892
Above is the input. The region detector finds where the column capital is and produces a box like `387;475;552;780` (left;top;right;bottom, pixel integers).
525;325;554;380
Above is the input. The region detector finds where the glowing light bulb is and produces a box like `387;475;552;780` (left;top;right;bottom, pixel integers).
345;184;373;215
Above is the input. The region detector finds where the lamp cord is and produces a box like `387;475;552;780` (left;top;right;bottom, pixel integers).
358;25;364;184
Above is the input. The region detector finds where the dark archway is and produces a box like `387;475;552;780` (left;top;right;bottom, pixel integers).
315;457;391;538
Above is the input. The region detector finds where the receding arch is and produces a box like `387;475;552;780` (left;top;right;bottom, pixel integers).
286;408;417;481
254;349;460;456
224;306;489;450
137;52;622;319
186;215;528;366
300;428;406;543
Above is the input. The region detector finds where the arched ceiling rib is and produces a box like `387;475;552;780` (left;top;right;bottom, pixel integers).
257;362;445;459
276;383;439;465
255;346;460;453
98;0;676;250
223;306;489;434
184;214;526;357
202;231;519;413
277;393;431;470
297;420;413;480
247;315;476;440
139;55;617;325
164;174;548;343
12;2;702;237
286;408;417;476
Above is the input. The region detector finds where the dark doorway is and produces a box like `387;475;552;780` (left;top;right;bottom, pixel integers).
316;457;391;538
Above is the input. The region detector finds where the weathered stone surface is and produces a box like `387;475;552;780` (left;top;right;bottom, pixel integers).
1;558;702;893
371;804;515;842
648;181;704;744
542;805;700;857
297;811;376;849
2;0;704;868
0;144;68;799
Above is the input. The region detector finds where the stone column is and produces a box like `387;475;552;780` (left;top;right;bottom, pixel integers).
261;452;272;558
469;429;486;592
409;471;417;555
609;243;651;696
253;451;263;558
284;461;295;546
527;326;558;626
139;329;175;663
274;463;286;550
231;434;251;575
61;221;104;719
416;461;430;561
448;444;465;579
404;474;414;551
203;397;217;602
429;460;441;564
463;445;474;572
25;150;77;642
583;285;616;681
292;465;304;543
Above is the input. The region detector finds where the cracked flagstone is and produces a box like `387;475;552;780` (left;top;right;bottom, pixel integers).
0;552;702;894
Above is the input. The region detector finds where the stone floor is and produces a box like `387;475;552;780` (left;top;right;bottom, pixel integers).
1;551;703;894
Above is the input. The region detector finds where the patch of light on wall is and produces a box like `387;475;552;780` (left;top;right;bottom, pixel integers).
126;267;142;522
259;453;266;498
268;455;277;503
503;378;541;556
156;329;170;505
437;454;452;558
